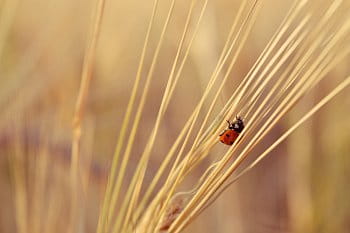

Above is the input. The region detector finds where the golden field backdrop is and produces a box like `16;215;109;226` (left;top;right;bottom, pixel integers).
0;0;350;232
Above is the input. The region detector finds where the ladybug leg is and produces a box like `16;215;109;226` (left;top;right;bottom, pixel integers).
227;120;234;129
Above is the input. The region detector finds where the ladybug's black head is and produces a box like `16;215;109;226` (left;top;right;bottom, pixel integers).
228;116;245;133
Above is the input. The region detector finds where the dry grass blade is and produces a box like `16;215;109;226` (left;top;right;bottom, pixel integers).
105;0;177;232
134;0;210;221
120;1;201;231
154;1;262;230
194;74;350;221
71;0;106;232
166;1;350;232
134;1;262;231
96;0;159;232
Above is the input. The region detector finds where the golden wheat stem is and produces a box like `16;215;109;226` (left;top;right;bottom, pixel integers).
173;31;350;232
157;0;251;193
109;0;177;232
96;0;159;232
166;0;306;218
161;0;260;214
239;77;350;185
192;73;350;224
120;1;200;231
134;1;209;221
134;110;195;224
196;35;350;221
151;1;257;226
196;0;304;146
235;1;346;156
243;20;309;119
169;4;349;232
148;2;259;227
192;0;259;149
70;0;106;232
168;0;260;188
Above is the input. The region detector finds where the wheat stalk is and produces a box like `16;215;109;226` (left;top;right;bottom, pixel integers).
71;0;106;232
106;0;350;232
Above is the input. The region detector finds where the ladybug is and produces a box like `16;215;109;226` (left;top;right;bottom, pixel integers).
219;116;245;145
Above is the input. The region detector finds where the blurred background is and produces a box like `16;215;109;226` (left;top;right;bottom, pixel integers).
0;0;349;232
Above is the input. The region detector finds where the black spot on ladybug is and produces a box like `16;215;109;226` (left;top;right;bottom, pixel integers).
226;134;230;137
230;141;234;145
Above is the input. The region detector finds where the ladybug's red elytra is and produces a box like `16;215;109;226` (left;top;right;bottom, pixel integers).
219;116;245;145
